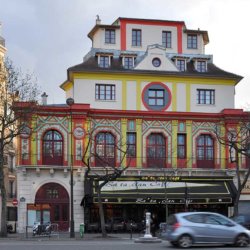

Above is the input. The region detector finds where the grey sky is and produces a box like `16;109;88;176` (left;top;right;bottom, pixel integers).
0;0;249;108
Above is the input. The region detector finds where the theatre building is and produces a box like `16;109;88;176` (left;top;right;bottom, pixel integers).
16;17;249;233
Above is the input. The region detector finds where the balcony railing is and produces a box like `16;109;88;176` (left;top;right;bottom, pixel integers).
16;153;249;170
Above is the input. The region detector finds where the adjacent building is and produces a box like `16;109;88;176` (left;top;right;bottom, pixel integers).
16;17;249;233
0;28;17;233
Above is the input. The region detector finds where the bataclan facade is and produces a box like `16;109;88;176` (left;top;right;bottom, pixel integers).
16;17;250;233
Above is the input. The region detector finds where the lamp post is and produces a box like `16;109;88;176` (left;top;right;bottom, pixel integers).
66;97;75;238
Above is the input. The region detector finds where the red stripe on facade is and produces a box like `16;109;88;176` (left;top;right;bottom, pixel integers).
120;21;127;50
177;24;183;53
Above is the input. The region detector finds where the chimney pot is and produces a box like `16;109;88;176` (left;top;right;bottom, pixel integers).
41;92;48;105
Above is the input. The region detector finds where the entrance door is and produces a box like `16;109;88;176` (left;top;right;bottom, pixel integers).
35;183;69;231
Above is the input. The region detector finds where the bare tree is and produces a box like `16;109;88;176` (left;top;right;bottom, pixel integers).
82;126;130;237
215;116;250;216
0;58;40;237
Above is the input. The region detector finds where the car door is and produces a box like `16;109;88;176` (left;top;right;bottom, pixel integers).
183;214;208;243
204;214;236;244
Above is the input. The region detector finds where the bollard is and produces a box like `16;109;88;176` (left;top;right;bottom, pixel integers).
80;223;84;238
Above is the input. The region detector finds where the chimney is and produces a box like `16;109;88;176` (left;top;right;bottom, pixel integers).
96;15;101;25
41;92;48;105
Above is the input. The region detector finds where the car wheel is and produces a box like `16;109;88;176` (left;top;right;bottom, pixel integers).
178;234;193;248
234;234;249;247
170;241;178;247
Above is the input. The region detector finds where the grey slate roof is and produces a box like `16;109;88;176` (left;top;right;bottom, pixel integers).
67;54;242;83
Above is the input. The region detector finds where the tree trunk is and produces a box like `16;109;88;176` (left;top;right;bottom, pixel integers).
0;155;7;237
97;186;107;237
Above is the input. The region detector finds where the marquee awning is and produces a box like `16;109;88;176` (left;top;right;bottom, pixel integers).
83;176;237;205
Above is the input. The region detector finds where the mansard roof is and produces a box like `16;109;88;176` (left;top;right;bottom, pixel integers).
65;51;242;84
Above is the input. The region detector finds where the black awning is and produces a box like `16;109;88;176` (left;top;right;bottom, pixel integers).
84;176;236;205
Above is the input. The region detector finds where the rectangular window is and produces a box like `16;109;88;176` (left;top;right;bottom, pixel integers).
127;120;135;131
197;89;215;105
9;180;15;198
162;31;171;48
177;59;185;71
99;56;109;68
105;29;115;44
148;89;164;106
95;84;116;100
196;61;206;72
177;134;186;159
124;57;134;69
132;29;141;46
187;34;197;49
127;132;136;157
9;155;14;173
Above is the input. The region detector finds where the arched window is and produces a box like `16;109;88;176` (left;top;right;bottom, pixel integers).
95;132;115;166
42;130;63;165
147;133;166;168
197;134;214;168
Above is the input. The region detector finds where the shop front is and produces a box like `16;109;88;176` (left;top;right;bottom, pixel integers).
82;176;237;231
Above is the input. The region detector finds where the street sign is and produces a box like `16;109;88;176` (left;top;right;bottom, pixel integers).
12;199;18;206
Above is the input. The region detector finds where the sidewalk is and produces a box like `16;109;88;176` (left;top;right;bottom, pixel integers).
4;232;144;241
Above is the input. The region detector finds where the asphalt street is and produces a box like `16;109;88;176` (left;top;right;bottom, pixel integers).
0;236;244;250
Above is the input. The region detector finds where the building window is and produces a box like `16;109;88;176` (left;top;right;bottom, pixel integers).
132;29;141;46
42;130;63;166
9;180;15;198
197;134;214;168
123;57;134;69
177;134;186;159
95;132;115;166
127;132;136;158
197;89;215;105
152;58;161;67
142;82;172;111
162;31;171;48
105;29;115;44
187;34;197;49
148;89;164;106
9;155;14;173
127;120;135;131
196;61;206;72
176;59;185;71
99;56;110;68
95;84;115;100
147;133;166;168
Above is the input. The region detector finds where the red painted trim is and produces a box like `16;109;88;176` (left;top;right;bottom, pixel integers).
120;21;127;50
177;24;183;53
141;82;172;111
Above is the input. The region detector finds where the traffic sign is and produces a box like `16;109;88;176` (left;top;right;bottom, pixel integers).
12;199;18;206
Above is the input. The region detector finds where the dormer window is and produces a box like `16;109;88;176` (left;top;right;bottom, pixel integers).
99;56;109;68
105;29;115;44
123;57;134;69
196;60;207;72
176;59;186;71
121;53;136;69
96;54;113;68
187;34;197;49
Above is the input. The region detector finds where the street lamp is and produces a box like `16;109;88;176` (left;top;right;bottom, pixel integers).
66;97;75;238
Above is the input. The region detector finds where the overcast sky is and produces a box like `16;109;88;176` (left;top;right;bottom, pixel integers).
0;0;249;109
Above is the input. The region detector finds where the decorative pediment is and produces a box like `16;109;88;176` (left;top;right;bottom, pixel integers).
135;44;178;72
